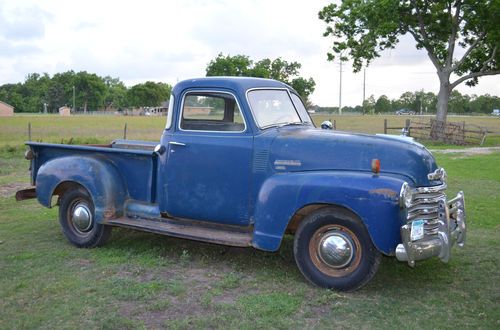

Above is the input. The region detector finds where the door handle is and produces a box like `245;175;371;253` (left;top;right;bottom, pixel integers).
169;141;187;146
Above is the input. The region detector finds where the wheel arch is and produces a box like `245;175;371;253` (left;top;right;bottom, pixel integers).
35;156;128;223
251;171;405;255
285;203;363;235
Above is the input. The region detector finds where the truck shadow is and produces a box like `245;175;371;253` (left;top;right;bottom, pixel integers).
102;227;462;293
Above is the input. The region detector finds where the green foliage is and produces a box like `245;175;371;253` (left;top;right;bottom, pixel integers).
0;71;172;112
74;71;107;112
126;81;171;107
206;53;316;103
375;95;391;113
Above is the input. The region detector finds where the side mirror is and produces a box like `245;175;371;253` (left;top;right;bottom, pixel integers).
321;120;333;130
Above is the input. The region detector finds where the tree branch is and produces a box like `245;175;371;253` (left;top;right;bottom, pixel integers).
452;32;486;71
450;69;500;89
446;0;462;67
480;46;497;71
412;3;442;70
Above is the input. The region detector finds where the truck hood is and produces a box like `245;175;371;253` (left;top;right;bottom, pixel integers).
269;127;437;186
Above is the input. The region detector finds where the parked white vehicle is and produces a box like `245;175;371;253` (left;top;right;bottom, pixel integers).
492;109;500;116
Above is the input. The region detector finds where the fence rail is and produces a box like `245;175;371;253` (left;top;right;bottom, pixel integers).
382;118;490;146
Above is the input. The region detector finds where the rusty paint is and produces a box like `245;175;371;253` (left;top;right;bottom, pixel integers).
369;188;397;198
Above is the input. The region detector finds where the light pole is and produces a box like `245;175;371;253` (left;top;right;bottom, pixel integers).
339;60;343;115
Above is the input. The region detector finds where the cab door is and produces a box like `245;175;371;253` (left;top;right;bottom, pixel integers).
165;90;253;226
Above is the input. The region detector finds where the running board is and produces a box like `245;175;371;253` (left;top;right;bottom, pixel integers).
104;216;253;247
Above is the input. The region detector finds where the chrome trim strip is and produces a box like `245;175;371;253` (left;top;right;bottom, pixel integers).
413;182;447;194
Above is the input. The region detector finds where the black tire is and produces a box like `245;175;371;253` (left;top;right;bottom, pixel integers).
59;186;112;248
294;207;381;291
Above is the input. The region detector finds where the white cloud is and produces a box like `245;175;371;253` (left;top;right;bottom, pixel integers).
0;0;498;106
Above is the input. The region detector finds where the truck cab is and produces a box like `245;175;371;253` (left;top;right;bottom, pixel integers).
17;77;466;291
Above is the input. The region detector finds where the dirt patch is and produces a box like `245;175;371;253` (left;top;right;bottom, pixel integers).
0;182;30;198
115;263;247;328
430;146;500;157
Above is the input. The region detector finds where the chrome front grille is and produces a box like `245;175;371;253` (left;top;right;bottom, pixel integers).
407;182;447;237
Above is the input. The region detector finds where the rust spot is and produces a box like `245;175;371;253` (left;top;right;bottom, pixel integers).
369;188;397;198
104;206;117;219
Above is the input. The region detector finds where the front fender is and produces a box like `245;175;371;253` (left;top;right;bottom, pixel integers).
36;156;127;223
252;171;405;254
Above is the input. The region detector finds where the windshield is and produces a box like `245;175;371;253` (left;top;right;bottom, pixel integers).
290;93;313;124
247;89;302;128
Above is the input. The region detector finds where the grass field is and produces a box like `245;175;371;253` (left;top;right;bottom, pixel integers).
1;114;499;147
1;115;499;328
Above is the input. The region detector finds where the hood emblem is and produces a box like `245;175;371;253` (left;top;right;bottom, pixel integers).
274;160;302;170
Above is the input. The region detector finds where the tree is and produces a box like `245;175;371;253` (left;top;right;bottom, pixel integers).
103;76;127;110
448;90;470;113
126;81;172;108
375;95;391;113
206;53;316;104
48;71;76;112
23;73;51;113
74;71;106;113
469;94;500;113
319;0;500;123
363;95;376;114
0;83;25;112
206;54;252;76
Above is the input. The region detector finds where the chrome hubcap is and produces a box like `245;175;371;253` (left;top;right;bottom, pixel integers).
317;231;354;268
72;203;92;232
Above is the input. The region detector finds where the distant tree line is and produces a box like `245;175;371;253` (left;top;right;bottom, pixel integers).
314;90;500;115
0;71;172;113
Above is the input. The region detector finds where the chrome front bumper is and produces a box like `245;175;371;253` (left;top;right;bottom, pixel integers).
395;191;466;266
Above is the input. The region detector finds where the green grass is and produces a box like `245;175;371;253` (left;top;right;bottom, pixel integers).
1;116;500;328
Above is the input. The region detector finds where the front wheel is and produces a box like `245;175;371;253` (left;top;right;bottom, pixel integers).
59;186;112;248
294;207;381;291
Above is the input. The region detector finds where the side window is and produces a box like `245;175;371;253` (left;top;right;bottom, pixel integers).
180;92;245;132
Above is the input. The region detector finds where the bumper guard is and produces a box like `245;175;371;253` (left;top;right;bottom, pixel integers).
395;191;466;267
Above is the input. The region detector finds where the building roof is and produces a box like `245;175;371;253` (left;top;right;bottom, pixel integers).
0;101;14;109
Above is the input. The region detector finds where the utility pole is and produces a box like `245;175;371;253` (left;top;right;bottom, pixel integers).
363;68;366;104
72;86;76;112
362;68;366;115
339;60;343;115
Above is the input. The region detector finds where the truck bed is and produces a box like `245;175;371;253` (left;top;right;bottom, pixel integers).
28;140;158;204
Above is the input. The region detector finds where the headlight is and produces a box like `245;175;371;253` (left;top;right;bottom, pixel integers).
399;182;413;208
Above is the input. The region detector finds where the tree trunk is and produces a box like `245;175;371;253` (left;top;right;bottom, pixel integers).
436;80;450;123
431;73;452;141
84;100;87;114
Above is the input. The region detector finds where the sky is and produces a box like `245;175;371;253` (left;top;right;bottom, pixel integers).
0;0;498;107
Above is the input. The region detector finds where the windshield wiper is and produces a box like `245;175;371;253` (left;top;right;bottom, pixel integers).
276;122;306;128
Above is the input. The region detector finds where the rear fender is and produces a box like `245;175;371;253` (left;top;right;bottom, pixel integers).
36;156;127;223
252;171;405;254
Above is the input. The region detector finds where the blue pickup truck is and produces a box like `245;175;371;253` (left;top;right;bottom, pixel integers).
16;77;466;291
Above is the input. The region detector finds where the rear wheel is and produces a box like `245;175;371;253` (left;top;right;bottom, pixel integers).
294;207;381;291
59;187;111;248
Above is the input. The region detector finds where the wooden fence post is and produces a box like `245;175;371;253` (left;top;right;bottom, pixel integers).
384;119;387;134
405;119;411;136
28;122;31;141
333;119;336;130
123;123;127;140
